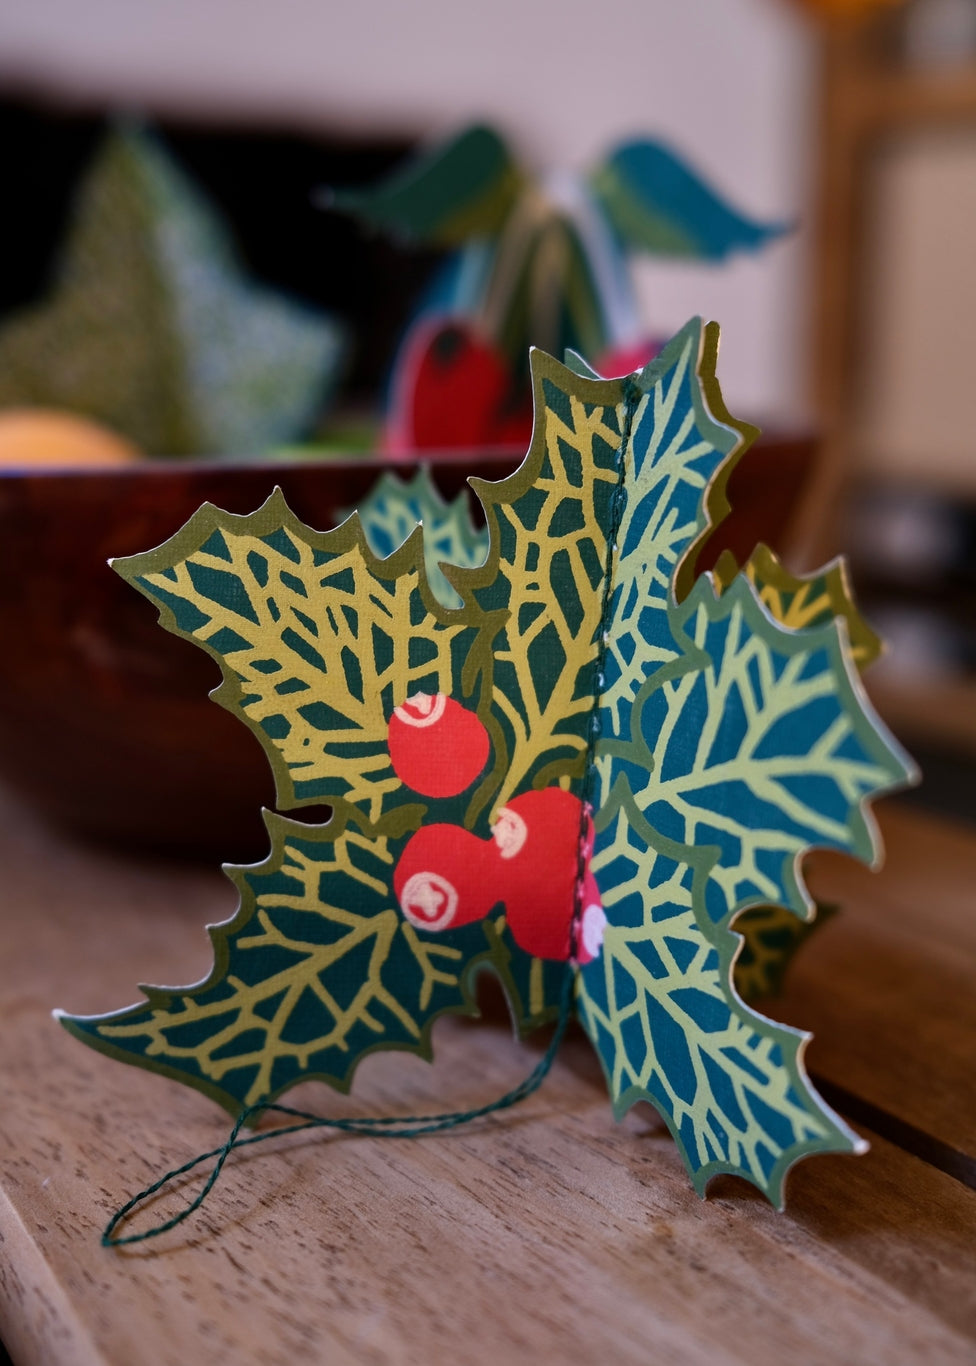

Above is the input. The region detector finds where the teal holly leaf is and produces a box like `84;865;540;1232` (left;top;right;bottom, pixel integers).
590;139;789;261
331;124;522;246
574;323;914;1202
597;319;755;745
599;572;913;930
576;805;861;1206
348;468;489;611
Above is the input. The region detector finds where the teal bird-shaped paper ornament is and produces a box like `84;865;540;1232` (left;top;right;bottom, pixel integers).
335;124;786;365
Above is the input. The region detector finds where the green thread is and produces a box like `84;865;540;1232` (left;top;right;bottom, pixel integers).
102;965;574;1247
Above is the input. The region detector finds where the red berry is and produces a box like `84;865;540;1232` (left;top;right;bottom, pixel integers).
392;786;606;963
490;789;604;963
388;692;490;798
394;823;497;932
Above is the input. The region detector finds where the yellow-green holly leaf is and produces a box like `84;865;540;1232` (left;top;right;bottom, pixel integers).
113;491;483;827
734;901;838;1005
461;354;627;813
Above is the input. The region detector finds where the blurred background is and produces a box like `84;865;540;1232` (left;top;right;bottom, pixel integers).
0;0;973;852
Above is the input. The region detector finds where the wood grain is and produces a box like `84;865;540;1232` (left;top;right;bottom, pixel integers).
784;802;976;1155
1;789;974;1365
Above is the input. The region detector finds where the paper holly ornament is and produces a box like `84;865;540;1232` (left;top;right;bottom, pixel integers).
60;319;913;1206
334;124;786;450
0;126;343;456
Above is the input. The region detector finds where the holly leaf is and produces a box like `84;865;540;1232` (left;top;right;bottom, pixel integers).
598;320;755;746
576;325;913;1201
332;124;522;246
575;806;860;1206
112;490;481;826
348;468;489;611
707;550;877;1001
590;139;789;261
460;353;626;816
734;902;838;1005
713;544;882;670
65;351;625;1116
601;573;910;929
62;809;563;1114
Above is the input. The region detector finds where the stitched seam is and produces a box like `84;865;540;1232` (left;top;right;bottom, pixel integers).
570;379;639;961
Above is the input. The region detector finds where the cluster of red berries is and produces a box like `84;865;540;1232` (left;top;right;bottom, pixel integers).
387;693;606;965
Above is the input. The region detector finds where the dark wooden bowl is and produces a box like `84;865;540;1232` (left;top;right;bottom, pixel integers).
0;434;815;863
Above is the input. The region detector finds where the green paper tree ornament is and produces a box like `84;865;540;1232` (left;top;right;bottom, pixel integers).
60;319;914;1205
0;127;343;456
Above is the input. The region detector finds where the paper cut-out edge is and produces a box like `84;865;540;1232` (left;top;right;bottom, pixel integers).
109;489;488;823
576;795;868;1210
713;543;884;670
56;805;568;1120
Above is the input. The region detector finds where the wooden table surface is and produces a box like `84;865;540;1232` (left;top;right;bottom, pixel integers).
1;788;974;1366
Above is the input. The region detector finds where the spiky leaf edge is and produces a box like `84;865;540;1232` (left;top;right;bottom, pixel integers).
57;805;565;1120
600;574;916;925
110;486;500;829
713;543;884;671
577;786;867;1208
565;321;760;607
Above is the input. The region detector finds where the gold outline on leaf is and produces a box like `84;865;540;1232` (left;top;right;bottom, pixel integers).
671;320;760;604
451;349;627;823
112;487;486;827
714;542;883;671
58;808;541;1118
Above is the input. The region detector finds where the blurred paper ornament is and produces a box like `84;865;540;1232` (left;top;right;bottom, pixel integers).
0;127;344;456
334;125;787;450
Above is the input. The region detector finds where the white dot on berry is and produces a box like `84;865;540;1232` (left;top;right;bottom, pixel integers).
491;807;528;860
399;871;458;931
393;692;447;729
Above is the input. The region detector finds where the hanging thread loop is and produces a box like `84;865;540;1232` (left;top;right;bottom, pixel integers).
102;966;574;1248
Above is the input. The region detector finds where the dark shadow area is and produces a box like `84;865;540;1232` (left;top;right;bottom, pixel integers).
895;744;976;827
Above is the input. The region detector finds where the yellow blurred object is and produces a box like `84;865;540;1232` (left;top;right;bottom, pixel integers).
0;409;142;468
